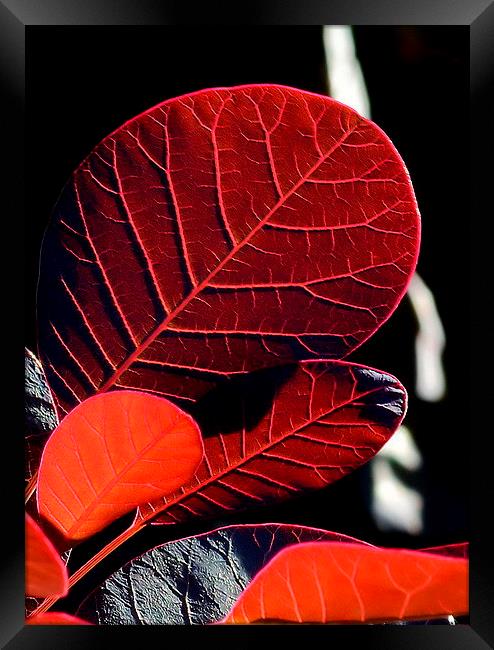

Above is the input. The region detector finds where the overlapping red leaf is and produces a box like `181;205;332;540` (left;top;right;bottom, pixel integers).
224;541;468;623
77;523;372;625
37;391;203;541
37;84;420;416
25;514;68;598
139;360;405;526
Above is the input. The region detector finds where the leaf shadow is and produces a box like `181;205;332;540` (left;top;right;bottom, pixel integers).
190;363;298;438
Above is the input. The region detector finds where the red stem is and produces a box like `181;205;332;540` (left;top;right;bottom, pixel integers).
25;472;38;504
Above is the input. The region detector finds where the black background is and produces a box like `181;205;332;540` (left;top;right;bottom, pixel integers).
26;26;469;613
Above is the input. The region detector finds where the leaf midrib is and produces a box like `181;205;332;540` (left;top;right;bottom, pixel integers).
140;381;390;523
97;120;360;395
63;420;194;538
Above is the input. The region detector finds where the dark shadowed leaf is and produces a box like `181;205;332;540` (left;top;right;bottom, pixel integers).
140;360;406;526
38;84;420;416
25;348;58;486
78;524;367;624
224;541;468;624
38;391;203;542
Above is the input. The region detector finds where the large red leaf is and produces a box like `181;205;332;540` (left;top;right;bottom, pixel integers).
38;84;420;416
27;612;92;625
37;390;203;542
224;541;468;624
139;360;406;525
25;514;68;598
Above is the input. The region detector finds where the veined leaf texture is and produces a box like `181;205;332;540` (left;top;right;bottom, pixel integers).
38;84;420;416
142;361;405;525
224;542;468;624
37;391;203;541
78;524;369;624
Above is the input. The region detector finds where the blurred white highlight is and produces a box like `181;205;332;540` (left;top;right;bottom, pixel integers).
377;425;423;472
323;26;371;119
408;273;447;402
323;26;447;404
371;426;424;535
323;26;433;535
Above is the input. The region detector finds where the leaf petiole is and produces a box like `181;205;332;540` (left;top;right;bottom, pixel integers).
25;472;38;504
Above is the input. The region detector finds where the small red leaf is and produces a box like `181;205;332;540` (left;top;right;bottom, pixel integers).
224;542;468;624
38;84;420;416
141;361;405;525
37;390;203;541
25;514;68;598
27;612;92;625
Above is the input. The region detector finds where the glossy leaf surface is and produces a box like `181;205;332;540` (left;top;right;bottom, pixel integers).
27;613;92;625
25;514;68;598
38;391;203;541
141;360;405;525
78;524;367;624
225;542;468;623
38;84;420;415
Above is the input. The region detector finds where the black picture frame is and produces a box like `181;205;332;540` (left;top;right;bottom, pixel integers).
2;1;492;647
